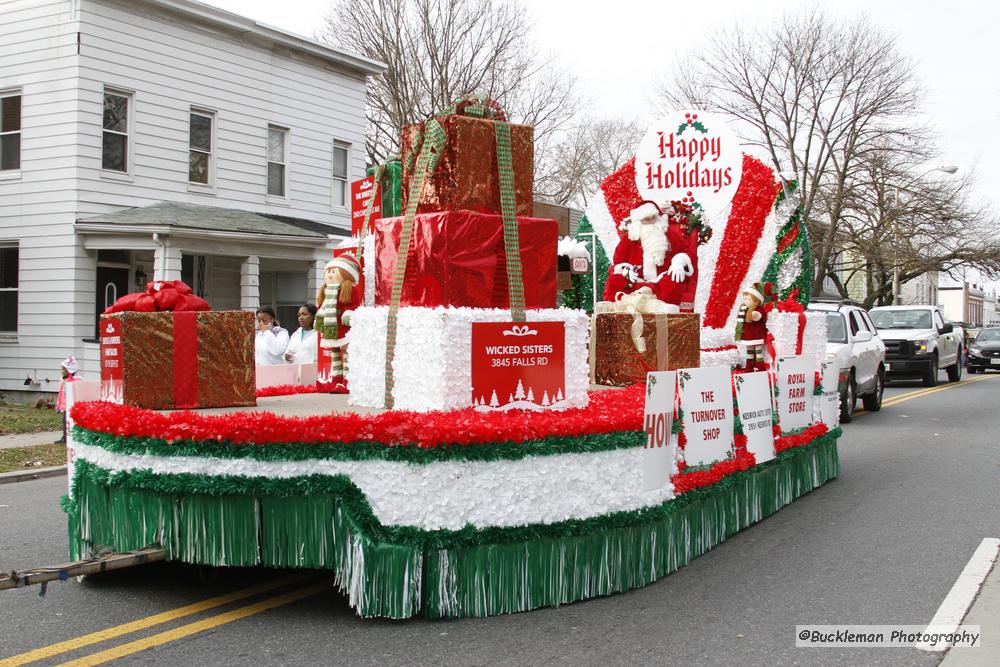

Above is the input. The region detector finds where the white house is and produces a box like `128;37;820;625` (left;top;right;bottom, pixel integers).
0;0;383;396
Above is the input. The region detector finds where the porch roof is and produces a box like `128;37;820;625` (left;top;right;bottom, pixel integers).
76;202;341;242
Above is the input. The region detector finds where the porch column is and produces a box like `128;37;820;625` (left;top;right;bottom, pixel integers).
241;255;260;311
307;259;326;305
153;239;182;281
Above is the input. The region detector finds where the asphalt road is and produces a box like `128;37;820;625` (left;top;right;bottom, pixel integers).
2;371;999;666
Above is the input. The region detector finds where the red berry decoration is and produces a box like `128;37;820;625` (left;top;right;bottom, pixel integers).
692;114;698;120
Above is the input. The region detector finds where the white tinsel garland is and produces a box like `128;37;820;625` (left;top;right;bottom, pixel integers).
73;442;675;532
347;307;591;412
557;236;590;260
766;311;828;369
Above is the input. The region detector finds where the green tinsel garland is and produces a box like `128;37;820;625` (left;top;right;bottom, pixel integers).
561;214;609;313
762;182;813;305
72;426;645;465
66;431;839;618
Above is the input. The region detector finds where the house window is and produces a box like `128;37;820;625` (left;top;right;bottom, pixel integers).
0;244;19;332
267;125;287;197
102;89;130;172
189;109;214;185
259;271;307;328
1;92;20;171
332;141;349;208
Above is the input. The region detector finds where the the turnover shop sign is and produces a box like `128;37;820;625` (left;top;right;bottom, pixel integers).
642;371;677;492
99;317;124;403
351;176;381;236
634;110;743;213
677;365;734;466
471;322;566;410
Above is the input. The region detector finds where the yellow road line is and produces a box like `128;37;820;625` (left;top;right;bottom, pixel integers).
881;375;997;407
0;573;314;666
54;581;330;667
855;374;998;416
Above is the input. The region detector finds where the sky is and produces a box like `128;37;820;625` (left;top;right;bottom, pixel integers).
201;0;999;287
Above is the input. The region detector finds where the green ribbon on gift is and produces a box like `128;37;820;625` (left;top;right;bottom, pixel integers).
383;94;526;408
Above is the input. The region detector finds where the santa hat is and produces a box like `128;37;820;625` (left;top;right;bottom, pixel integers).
324;255;360;282
630;201;661;222
743;283;765;304
61;355;78;375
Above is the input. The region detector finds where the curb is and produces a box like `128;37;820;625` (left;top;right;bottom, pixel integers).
0;465;67;485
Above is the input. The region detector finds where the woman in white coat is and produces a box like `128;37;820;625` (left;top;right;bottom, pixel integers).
283;304;318;364
255;306;290;366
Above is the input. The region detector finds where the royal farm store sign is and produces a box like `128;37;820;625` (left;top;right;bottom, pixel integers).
471;321;566;410
634;111;743;212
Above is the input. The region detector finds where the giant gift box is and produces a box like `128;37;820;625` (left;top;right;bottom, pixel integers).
592;313;701;386
400;114;533;217
374;211;558;309
99;310;256;409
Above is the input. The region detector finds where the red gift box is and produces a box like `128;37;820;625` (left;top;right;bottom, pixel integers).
99;310;256;410
400;114;534;217
374;211;558;309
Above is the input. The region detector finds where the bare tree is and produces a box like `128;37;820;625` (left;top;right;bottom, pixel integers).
534;117;644;209
658;11;927;296
319;0;578;179
835;146;1000;307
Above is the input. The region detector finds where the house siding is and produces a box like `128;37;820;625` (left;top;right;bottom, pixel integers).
0;0;372;393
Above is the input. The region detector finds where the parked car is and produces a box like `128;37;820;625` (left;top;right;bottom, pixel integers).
868;305;963;386
967;326;1000;373
808;301;887;422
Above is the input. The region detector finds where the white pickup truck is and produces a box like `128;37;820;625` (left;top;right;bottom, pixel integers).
868;305;964;386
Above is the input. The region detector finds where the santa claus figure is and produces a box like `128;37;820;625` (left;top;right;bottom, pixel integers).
316;255;362;393
602;201;701;309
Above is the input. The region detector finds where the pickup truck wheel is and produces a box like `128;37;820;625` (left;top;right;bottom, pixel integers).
840;371;856;423
947;349;962;382
923;353;938;387
862;367;884;411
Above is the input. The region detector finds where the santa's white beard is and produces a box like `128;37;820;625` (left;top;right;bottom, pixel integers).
628;217;669;281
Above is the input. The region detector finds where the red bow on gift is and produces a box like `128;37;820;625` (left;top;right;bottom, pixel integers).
103;280;211;314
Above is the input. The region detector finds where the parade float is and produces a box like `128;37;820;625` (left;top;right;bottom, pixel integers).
64;99;842;619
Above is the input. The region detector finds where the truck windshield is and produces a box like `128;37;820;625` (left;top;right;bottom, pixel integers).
825;313;847;343
869;309;932;329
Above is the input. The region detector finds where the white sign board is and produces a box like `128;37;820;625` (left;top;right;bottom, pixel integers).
642;371;677;491
634;110;744;214
818;361;841;428
734;371;775;464
776;356;815;431
678;366;734;466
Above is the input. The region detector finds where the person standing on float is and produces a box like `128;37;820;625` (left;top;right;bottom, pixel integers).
255;306;289;366
284;303;318;364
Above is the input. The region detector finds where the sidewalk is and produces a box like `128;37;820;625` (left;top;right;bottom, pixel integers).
940;559;1000;665
0;431;62;449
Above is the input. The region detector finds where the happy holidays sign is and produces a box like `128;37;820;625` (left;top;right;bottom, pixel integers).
634;110;743;212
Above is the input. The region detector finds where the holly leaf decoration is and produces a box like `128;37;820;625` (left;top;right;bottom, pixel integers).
677;123;688;135
692;121;708;134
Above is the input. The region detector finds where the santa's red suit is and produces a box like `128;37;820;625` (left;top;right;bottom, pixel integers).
603;203;700;310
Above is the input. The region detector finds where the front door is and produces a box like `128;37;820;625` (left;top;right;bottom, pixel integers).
95;266;130;335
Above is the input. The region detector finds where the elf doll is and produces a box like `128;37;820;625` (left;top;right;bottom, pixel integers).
736;283;769;371
316;255;362;393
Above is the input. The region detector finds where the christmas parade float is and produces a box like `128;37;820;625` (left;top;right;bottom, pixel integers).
64;100;842;620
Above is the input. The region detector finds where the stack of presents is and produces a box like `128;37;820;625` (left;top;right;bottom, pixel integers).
98;95;702;413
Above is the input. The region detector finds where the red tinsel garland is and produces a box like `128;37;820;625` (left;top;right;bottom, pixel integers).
72;385;648;448
671;423;828;493
703;156;781;329
255;384;322;398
